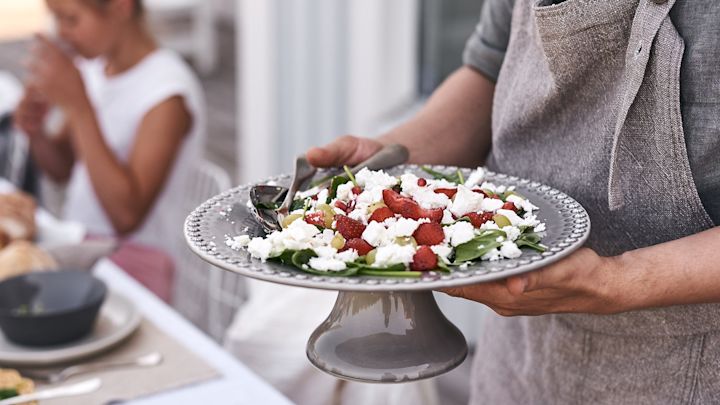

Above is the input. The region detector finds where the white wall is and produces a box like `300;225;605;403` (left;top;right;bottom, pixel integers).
236;0;420;183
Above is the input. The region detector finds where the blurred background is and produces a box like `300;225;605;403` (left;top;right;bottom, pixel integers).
0;1;486;403
0;0;483;183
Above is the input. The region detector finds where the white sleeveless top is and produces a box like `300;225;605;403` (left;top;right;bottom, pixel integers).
64;49;205;254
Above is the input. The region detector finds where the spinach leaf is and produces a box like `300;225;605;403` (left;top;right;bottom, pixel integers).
453;230;507;263
290;198;308;212
516;233;547;252
347;261;406;272
291;249;317;267
328;175;351;201
358;270;423;278
436;259;452;273
0;389;17;400
421;166;464;184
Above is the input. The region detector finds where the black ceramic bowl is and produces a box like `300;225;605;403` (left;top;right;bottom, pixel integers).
0;271;107;346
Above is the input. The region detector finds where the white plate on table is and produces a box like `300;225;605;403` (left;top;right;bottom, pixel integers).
0;291;141;367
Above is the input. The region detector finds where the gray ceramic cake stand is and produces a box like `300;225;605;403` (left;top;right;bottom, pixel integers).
184;165;591;383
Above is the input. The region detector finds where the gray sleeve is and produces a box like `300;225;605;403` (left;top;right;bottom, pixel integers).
462;0;515;82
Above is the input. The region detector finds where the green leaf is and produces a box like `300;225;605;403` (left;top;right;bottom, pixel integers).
453;232;505;263
343;165;358;186
436;259;451;273
516;237;547;253
347;262;407;272
358;270;423;278
291;249;317;267
0;389;18;400
274;249;359;276
270;250;297;265
456;169;465;185
518;232;542;244
328;175;350;201
421;166;463;184
290;198;307;212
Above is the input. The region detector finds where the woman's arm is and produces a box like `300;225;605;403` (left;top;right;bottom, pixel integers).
66;95;191;235
14;89;75;183
440;226;720;316
307;66;495;168
27;35;191;235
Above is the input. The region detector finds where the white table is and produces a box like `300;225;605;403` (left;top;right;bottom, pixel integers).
93;259;293;405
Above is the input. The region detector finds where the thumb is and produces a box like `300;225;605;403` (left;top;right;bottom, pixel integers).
306;135;383;168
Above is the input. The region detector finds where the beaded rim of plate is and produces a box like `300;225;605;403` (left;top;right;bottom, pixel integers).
184;165;591;291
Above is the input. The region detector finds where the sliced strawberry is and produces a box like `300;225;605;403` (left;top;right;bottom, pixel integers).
417;178;427;187
417;207;444;223
501;202;517;211
304;212;325;227
334;215;366;239
434;188;457;199
382;189;443;223
411;246;438;271
334;200;348;212
340;238;374;256
464;212;494;228
369;207;394;223
413;222;445;246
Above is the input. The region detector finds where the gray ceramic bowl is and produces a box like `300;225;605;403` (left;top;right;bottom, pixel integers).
0;271;107;347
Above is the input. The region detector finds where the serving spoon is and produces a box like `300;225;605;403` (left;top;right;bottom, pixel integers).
249;144;410;233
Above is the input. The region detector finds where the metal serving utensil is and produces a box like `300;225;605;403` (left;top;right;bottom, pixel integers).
249;144;409;234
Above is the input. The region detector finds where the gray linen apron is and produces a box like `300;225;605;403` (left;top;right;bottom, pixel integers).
471;0;720;403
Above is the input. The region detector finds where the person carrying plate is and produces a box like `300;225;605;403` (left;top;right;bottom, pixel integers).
13;0;205;300
307;0;720;403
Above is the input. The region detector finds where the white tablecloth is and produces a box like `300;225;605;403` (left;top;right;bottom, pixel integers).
93;259;293;405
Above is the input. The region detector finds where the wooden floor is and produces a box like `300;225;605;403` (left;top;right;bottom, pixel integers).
0;23;238;181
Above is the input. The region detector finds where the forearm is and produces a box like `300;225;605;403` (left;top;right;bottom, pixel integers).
379;66;494;167
66;101;145;235
26;132;74;183
616;226;720;310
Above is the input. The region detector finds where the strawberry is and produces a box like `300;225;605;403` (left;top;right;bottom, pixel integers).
464;212;494;228
369;207;394;223
334;200;348;212
341;238;374;256
501;202;517;211
382;189;443;223
418;207;445;223
413;222;445;246
434;188;457;199
352;186;363;195
334;215;366;239
304;212;326;227
472;188;488;197
417;178;427;187
411;246;438;271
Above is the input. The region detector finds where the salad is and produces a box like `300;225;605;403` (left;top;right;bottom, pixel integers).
226;167;546;278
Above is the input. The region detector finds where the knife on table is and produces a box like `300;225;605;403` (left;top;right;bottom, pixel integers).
0;378;101;405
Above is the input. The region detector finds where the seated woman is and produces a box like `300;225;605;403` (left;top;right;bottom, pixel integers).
14;0;205;300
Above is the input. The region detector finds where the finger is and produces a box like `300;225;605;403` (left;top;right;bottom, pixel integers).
306;135;382;167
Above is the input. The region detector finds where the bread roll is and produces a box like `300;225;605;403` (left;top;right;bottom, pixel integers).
0;192;36;241
0;241;57;281
0;368;35;403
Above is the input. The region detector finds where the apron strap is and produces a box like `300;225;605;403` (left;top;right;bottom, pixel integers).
608;0;677;210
